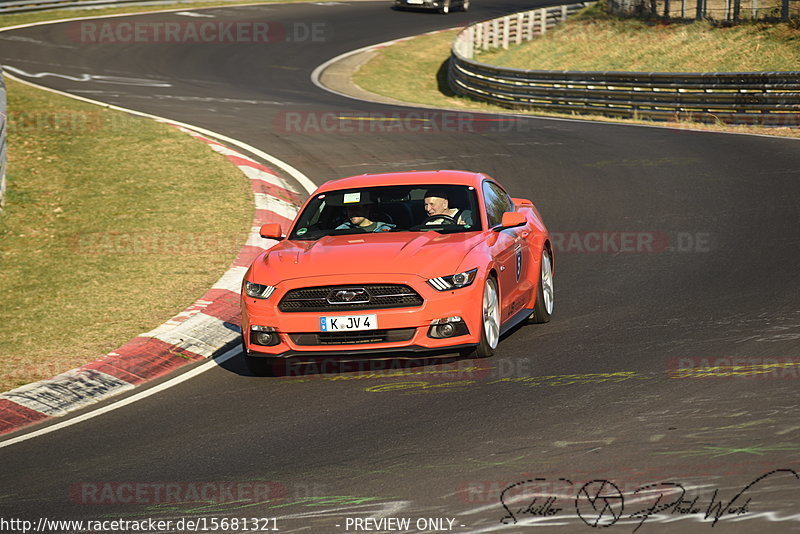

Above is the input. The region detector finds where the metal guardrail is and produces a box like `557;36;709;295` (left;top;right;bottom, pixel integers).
0;0;221;14
609;0;800;22
448;2;800;125
1;0;144;13
0;69;6;211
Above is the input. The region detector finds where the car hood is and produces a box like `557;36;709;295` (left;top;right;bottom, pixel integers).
254;232;484;281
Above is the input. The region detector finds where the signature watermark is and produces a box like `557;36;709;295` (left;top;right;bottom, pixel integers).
497;469;800;531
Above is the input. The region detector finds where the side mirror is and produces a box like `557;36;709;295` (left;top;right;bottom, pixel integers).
259;223;284;240
496;211;526;231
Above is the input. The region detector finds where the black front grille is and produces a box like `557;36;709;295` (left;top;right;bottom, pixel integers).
290;328;416;346
279;284;423;312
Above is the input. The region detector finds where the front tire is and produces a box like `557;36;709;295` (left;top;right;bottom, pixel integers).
467;276;500;359
529;247;554;324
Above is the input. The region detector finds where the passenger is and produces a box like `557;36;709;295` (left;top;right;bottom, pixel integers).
336;204;395;232
423;189;473;225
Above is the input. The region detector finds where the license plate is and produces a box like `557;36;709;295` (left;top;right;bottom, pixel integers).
406;0;425;4
320;314;377;332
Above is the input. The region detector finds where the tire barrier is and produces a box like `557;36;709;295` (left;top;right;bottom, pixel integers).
448;2;800;126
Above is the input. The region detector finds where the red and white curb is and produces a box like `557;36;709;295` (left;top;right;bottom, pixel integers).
0;126;303;435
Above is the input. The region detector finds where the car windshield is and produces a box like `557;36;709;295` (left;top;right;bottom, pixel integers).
289;184;482;240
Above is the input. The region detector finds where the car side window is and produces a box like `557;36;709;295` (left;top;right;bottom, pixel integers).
482;181;513;228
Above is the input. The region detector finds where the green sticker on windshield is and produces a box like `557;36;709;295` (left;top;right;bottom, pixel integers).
297;228;308;235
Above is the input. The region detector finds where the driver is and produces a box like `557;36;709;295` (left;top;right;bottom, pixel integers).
423;189;473;226
336;204;395;232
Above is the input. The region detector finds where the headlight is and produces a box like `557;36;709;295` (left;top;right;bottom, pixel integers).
427;268;478;291
244;281;276;299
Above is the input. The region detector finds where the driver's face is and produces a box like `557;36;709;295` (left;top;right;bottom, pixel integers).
347;205;369;225
424;196;448;216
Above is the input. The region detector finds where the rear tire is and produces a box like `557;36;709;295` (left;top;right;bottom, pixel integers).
466;276;500;359
529;247;553;324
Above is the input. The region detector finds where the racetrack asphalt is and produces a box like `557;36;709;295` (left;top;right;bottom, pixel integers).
1;1;800;532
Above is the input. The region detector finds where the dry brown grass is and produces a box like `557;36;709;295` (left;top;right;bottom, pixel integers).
478;18;800;72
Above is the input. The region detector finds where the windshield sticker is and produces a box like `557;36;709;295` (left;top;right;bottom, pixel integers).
297;228;308;236
343;192;361;204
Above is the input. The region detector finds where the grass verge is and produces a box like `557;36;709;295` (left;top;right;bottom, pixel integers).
0;78;252;391
351;24;800;138
478;12;800;72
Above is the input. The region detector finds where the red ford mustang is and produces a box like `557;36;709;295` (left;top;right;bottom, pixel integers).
240;170;553;374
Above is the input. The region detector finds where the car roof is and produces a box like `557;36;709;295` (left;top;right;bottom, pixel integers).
316;170;486;192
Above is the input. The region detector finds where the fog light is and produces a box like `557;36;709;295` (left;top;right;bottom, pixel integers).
256;332;275;345
438;323;455;337
250;325;280;346
428;316;469;339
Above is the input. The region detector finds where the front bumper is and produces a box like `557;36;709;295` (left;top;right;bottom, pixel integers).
242;272;482;358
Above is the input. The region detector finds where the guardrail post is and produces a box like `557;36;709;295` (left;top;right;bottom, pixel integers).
526;10;535;40
540;8;548;33
492;19;500;48
464;26;474;59
502;16;510;49
561;4;569;20
515;13;524;45
482;21;490;50
471;26;477;58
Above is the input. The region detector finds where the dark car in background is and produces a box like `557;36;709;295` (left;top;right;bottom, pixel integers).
394;0;468;13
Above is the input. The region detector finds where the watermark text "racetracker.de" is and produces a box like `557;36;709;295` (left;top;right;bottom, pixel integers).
71;21;328;44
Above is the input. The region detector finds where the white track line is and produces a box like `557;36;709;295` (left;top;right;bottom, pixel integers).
0;1;301;33
0;348;238;449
